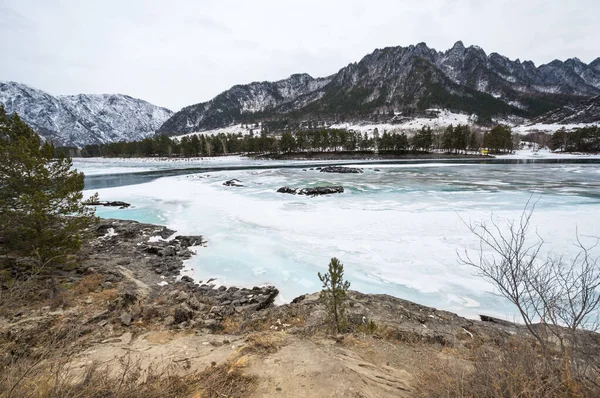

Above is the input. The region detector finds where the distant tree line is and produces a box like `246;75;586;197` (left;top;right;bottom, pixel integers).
550;126;600;153
58;124;525;158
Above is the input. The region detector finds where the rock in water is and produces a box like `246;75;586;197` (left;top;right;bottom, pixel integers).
223;179;244;187
86;200;131;208
277;187;298;194
320;166;363;174
175;235;205;247
277;186;344;196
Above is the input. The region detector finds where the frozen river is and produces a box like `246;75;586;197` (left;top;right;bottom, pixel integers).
76;157;600;320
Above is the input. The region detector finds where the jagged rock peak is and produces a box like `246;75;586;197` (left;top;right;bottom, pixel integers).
451;41;465;51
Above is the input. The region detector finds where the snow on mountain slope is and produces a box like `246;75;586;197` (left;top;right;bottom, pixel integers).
513;123;598;134
330;111;474;134
0;81;173;147
171;110;475;139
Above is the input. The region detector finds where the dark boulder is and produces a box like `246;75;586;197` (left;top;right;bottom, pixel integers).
277;186;298;194
320;166;363;174
173;304;194;324
175;235;205;247
277;186;344;196
223;179;244;187
180;275;194;284
160;246;176;257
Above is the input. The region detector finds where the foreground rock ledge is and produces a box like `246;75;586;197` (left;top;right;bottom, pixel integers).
277;186;344;196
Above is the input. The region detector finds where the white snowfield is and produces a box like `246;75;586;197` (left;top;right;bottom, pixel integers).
329;110;474;134
513;122;598;134
176;124;254;139
170;109;598;141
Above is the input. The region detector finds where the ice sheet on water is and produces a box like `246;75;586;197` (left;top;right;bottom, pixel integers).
86;162;600;320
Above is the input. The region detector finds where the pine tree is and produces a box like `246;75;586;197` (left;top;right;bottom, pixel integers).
0;107;97;291
442;124;454;152
279;132;296;153
469;131;479;152
318;257;351;333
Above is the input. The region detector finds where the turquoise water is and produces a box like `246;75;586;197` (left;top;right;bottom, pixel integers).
87;161;600;320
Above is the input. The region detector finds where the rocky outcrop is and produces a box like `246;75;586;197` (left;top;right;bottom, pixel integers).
319;166;363;174
277;186;344;196
146;282;280;330
223;179;244;187
245;291;531;348
84;219;204;281
79;219;281;332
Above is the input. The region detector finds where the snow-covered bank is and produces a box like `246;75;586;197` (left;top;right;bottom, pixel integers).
497;149;600;159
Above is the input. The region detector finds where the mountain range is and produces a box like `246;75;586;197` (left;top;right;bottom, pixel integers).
0;81;172;147
1;41;599;146
157;41;600;136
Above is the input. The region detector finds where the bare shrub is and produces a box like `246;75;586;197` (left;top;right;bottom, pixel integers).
459;200;600;390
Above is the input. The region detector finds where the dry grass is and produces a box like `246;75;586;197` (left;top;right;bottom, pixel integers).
87;287;120;305
71;274;104;296
1;354;256;398
220;317;242;334
1;341;257;398
194;354;256;398
417;337;600;398
239;331;286;356
0;276;51;317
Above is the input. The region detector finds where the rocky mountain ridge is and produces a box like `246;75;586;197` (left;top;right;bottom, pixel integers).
533;95;600;125
157;41;600;136
0;81;173;147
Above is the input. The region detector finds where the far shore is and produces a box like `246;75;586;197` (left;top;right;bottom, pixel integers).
252;151;493;161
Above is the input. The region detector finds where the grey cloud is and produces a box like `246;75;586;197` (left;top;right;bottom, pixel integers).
0;0;598;111
184;15;231;33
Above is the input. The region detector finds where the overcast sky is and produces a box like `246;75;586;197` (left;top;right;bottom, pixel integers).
1;0;598;111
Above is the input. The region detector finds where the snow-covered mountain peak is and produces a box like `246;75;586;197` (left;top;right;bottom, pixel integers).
0;81;172;147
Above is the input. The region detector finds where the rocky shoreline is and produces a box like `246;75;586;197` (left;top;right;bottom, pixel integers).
79;218;280;330
80;218;528;339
